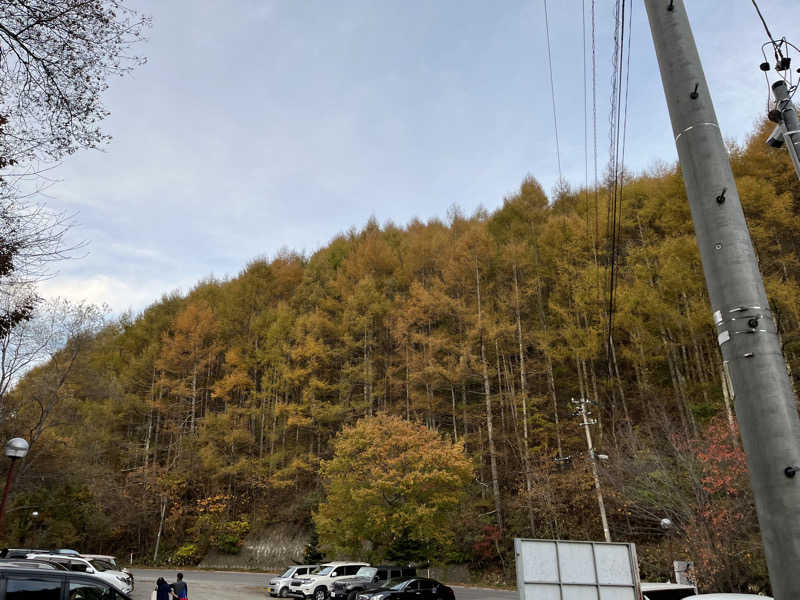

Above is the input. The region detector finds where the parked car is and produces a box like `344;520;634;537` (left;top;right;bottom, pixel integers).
0;559;67;570
267;565;319;598
641;582;699;600
27;554;133;594
0;548;50;558
290;562;369;600
81;555;134;585
354;577;455;600
331;565;417;600
81;555;119;568
684;596;772;599
0;564;132;599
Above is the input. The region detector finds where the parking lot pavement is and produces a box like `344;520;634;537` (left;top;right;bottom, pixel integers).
130;569;268;600
129;568;518;600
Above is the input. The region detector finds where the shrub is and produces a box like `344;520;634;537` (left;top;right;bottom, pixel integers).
171;544;201;566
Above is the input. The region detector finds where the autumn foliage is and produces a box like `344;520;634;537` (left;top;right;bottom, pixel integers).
682;420;766;594
315;415;471;562
0;121;797;590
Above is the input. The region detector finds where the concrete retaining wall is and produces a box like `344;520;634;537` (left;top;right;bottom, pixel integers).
199;523;308;571
198;526;477;585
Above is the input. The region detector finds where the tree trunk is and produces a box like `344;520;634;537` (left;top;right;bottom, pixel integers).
153;495;167;563
513;264;531;459
476;257;503;532
496;340;506;442
461;381;468;448
718;358;738;447
144;367;155;471
451;384;458;442
544;351;563;460
609;334;633;438
191;364;197;433
663;335;692;438
364;322;371;416
259;392;267;460
405;343;410;421
504;349;535;536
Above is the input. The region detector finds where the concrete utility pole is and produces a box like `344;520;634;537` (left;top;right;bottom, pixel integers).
571;398;611;542
645;2;800;599
769;80;800;183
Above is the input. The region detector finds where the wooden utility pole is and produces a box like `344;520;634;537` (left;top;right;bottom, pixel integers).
645;2;800;598
571;397;610;542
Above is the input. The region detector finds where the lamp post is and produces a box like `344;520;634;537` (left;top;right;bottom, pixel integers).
660;517;675;582
0;438;29;531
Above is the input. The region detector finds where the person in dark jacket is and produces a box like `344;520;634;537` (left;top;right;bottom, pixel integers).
171;572;188;599
155;577;172;600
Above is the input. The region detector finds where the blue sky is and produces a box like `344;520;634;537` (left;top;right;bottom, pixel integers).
37;0;796;314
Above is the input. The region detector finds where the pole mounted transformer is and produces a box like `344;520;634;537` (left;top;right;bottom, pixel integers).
644;2;800;599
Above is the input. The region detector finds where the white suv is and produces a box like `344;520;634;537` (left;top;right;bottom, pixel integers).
27;554;133;594
290;562;368;600
267;564;318;598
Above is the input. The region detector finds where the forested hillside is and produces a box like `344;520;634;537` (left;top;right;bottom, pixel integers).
2;121;798;593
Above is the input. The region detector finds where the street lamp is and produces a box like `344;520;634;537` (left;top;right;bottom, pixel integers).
21;509;40;546
0;438;29;530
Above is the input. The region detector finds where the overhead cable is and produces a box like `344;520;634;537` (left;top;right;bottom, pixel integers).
542;0;563;184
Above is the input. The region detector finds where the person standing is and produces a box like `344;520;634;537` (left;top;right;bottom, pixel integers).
171;572;188;600
155;577;172;600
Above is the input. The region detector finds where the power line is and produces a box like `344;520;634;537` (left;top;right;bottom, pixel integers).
605;0;623;353
591;0;599;251
750;0;777;46
583;0;589;227
614;1;634;328
605;0;632;358
542;0;563;183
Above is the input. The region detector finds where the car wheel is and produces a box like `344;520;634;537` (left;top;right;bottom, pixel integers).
314;586;328;600
347;592;358;600
278;587;290;598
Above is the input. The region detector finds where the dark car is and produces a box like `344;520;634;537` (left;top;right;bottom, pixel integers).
0;564;132;599
331;566;417;600
355;577;455;600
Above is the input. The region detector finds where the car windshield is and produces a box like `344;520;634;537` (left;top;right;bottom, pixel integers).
312;566;333;576
355;567;376;578
387;578;414;590
280;568;296;578
88;559;111;572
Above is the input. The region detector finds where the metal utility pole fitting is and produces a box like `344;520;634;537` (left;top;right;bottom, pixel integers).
645;2;800;598
769;80;800;183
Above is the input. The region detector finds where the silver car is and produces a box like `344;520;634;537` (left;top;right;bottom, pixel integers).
268;565;319;598
26;554;133;595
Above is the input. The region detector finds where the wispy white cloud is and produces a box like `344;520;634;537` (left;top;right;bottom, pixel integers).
38;274;194;316
24;0;795;315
